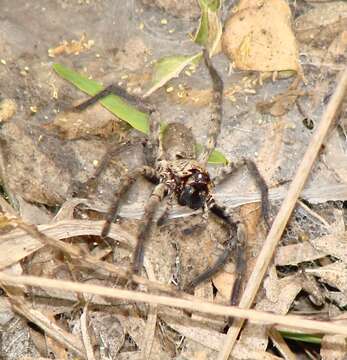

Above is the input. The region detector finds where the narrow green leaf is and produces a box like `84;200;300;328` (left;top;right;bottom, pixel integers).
53;63;227;165
53;63;150;134
143;52;202;97
280;331;322;345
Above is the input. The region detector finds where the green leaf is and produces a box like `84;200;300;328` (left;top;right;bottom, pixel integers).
196;144;228;165
194;1;209;46
280;331;322;345
208;149;228;165
194;0;222;54
53;63;150;134
199;0;221;12
53;63;227;165
143;52;202;97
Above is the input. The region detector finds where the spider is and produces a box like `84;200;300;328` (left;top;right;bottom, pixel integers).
74;50;269;304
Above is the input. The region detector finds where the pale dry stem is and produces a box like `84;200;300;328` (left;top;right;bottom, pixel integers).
218;66;347;359
1;273;347;338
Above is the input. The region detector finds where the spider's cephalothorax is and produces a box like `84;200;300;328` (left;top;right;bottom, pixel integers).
74;50;269;305
159;158;213;211
156;123;213;211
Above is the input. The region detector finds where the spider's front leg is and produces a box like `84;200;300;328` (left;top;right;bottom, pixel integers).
185;202;245;305
70;83;156;196
101;165;159;238
73;84;154;113
198;50;224;166
132;182;168;273
72;139;135;198
214;158;270;227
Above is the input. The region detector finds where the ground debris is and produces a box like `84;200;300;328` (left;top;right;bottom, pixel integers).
0;0;346;359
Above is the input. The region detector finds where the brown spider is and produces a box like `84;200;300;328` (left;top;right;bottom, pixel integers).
74;50;269;304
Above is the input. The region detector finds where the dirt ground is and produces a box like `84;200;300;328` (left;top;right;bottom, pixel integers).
0;0;347;359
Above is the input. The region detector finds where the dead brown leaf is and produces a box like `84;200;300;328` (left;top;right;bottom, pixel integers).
275;242;324;266
295;2;347;47
310;231;347;263
236;269;302;357
222;0;300;73
212;265;235;301
307;261;347;292
321;334;347;360
117;311;170;360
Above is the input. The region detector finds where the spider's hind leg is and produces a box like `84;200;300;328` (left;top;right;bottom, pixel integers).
214;159;270;227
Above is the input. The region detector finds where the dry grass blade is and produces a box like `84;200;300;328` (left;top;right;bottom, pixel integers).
19;358;66;360
0;219;134;269
80;304;96;360
1;273;347;337
141;262;158;359
268;328;296;360
218;65;347;360
9;219;191;299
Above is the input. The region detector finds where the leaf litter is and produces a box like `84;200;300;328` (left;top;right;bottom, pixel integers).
0;0;346;359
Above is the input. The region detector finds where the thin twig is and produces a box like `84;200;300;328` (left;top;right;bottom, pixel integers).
217;66;347;359
1;273;347;337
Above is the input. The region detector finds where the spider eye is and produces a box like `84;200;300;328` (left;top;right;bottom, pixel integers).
178;186;205;210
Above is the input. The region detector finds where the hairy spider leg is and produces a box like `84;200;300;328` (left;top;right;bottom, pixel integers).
185;201;245;305
73;140;137;197
101;165;159;238
132;182;168;273
213;158;270;227
73;84;154;113
156;193;174;226
198;50;224;166
144;110;164;167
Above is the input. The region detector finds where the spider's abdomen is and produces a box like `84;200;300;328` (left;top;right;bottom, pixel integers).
161;123;196;161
